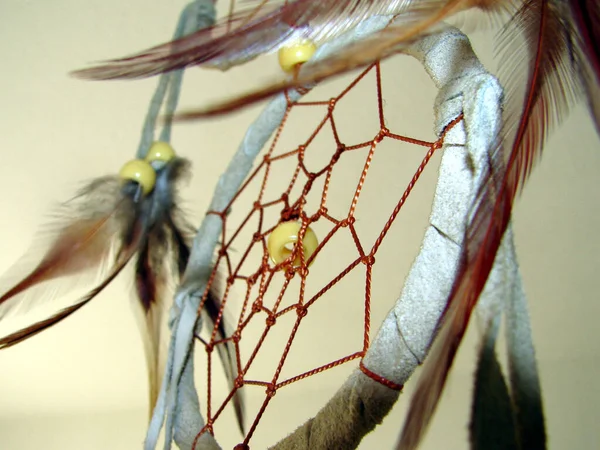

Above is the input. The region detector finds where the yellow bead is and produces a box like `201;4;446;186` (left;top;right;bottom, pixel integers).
145;141;176;163
119;159;156;195
278;40;317;73
267;221;319;267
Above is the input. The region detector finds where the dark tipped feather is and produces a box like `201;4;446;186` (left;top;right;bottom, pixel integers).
568;0;600;132
133;236;167;414
397;1;581;448
167;214;193;276
0;301;91;350
131;159;191;416
569;0;600;79
469;327;518;450
136;240;158;313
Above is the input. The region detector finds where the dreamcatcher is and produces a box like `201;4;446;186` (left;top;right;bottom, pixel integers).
2;1;599;449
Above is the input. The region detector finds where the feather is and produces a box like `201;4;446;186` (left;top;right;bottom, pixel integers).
469;325;518;450
168;0;514;119
0;178;132;321
0;235;141;349
397;1;582;448
0;185;138;347
128;157;190;416
72;0;503;83
71;0;419;80
128;157;245;426
133;235;169;417
0;219;115;308
568;0;600;133
569;0;600;80
0;157;192;421
169;19;447;120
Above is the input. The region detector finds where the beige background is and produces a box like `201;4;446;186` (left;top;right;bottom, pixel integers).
1;1;599;449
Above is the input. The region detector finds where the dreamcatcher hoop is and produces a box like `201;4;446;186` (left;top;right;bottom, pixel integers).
143;9;541;450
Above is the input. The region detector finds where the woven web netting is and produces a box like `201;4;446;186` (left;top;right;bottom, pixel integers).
191;59;462;449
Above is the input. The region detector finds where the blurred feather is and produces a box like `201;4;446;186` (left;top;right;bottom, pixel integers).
170;0;516;118
0;155;245;430
504;268;546;450
169;17;448;119
569;0;600;80
72;0;402;79
72;0;507;83
127;157;192;415
568;0;600;132
0;178;128;319
397;1;583;448
469;324;519;450
74;0;600;134
133;233;171;417
0;236;141;350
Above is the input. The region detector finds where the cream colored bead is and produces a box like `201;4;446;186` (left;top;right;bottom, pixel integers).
119;159;156;195
278;40;317;73
145;141;176;163
267;221;319;267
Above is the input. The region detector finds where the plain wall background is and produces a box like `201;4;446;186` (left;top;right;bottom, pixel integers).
1;1;599;449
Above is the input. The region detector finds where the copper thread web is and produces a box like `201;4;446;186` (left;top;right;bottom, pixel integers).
191;62;462;449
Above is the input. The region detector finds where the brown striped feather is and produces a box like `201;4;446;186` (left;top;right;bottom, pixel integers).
0;177;130;322
0;226;141;349
167;0;513;119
